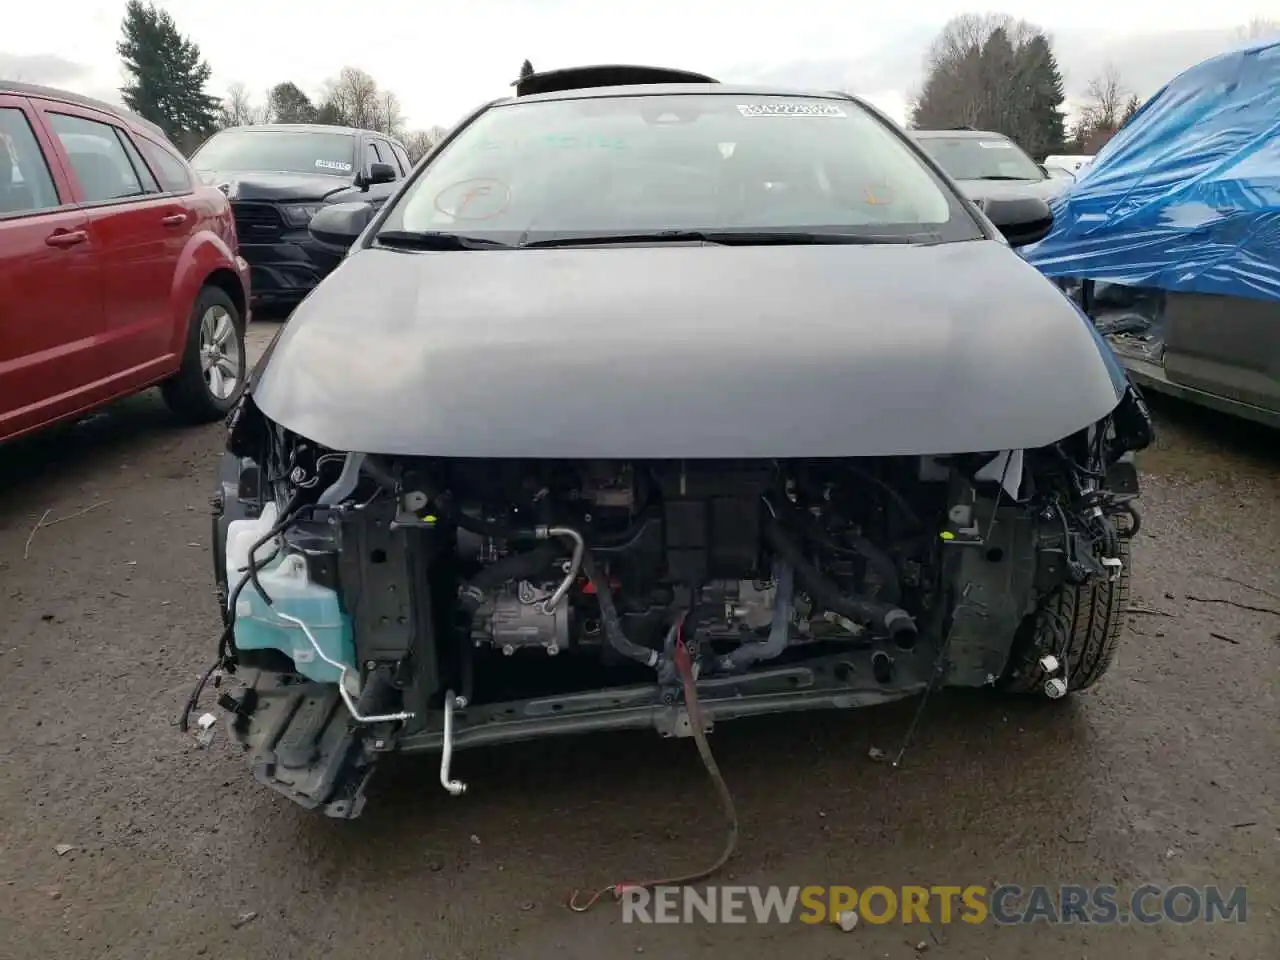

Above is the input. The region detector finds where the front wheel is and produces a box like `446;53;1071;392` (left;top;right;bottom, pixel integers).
999;533;1132;697
162;286;246;423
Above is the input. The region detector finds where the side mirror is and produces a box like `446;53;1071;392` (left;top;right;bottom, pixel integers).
308;201;374;250
980;195;1054;247
368;161;397;185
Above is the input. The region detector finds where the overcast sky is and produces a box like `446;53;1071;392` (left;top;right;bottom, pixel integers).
2;1;1272;131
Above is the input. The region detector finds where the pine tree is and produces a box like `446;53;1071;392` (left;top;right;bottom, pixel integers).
1119;93;1143;128
978;28;1016;132
909;14;1066;154
117;0;220;146
267;82;317;124
1017;35;1066;158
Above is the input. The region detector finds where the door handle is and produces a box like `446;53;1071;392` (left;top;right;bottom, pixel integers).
45;229;87;248
161;213;188;226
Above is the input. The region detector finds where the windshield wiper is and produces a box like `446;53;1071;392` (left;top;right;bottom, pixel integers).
972;175;1038;181
375;230;514;250
522;230;922;248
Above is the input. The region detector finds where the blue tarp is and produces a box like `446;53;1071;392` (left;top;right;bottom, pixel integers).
1023;37;1280;303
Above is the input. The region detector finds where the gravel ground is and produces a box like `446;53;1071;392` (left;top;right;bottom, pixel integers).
0;321;1276;960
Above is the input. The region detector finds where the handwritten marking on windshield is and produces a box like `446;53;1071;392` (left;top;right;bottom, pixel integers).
433;178;511;220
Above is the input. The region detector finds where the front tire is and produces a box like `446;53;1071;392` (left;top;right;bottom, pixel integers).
162;286;246;424
1000;533;1131;696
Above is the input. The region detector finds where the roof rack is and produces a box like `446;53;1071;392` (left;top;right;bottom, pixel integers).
513;64;717;97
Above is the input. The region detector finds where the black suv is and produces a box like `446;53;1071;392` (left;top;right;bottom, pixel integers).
189;124;413;312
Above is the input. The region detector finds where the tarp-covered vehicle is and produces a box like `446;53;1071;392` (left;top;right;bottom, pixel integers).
1024;38;1280;428
193;66;1153;819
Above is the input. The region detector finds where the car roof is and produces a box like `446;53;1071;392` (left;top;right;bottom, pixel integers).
216;123;405;144
0;79;171;143
492;81;864;107
908;128;1011;140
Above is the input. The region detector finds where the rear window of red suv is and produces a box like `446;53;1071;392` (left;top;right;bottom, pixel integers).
138;135;193;193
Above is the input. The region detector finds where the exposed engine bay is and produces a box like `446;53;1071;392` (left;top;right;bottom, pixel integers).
204;385;1151;818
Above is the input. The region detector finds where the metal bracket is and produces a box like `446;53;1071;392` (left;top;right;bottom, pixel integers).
1102;556;1123;582
670;706;714;739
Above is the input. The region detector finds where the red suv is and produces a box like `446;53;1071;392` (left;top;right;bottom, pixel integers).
1;82;250;443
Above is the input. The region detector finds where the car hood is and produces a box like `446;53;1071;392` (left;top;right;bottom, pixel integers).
251;240;1125;459
955;178;1069;204
195;169;355;202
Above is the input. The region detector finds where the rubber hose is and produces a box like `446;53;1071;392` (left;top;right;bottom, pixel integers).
763;512;918;646
799;511;902;604
722;559;795;671
1114;501;1141;538
582;552;659;668
447;505;539;542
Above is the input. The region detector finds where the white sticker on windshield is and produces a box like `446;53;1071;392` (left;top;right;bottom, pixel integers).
737;102;846;118
978;141;1014;149
315;159;353;171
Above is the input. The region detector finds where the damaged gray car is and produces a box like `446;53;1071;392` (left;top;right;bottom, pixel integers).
195;66;1154;819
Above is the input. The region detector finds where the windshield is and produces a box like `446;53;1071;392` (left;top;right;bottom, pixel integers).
915;135;1045;181
190;130;356;177
376;94;982;244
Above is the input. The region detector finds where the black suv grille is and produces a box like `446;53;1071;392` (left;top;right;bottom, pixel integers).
231;202;284;243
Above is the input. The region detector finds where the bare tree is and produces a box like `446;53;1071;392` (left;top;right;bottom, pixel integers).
219;82;258;128
1071;63;1131;152
402;130;432;162
319;67;381;129
378;90;404;137
1084;63;1128;130
924;13;1034;71
402;124;450;163
1237;15;1280;40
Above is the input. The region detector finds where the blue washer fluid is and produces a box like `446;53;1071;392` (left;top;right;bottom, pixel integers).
231;551;356;686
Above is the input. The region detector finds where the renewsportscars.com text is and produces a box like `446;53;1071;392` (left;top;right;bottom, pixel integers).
620;884;1248;925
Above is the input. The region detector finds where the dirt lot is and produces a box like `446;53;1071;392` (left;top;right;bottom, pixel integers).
1;321;1276;960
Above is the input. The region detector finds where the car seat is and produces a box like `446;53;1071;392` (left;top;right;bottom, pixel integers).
0;157;35;215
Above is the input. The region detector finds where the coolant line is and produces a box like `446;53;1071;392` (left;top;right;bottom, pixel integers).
440;689;466;796
271;609;414;725
539;526;585;614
